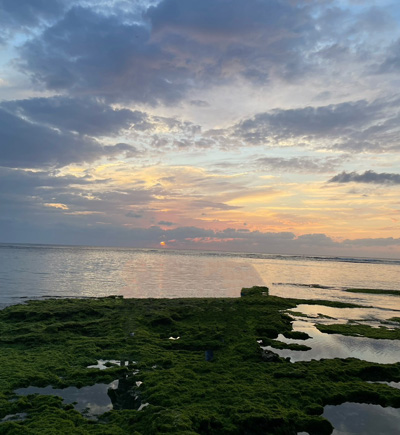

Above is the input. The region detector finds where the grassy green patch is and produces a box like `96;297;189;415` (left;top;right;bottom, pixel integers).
0;294;399;434
316;323;400;340
344;288;400;296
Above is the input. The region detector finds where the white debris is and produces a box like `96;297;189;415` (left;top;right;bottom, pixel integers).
138;403;149;411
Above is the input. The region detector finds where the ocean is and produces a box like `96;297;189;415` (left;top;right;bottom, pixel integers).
0;243;399;309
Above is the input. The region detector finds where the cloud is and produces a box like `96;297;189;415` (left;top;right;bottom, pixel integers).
147;0;308;39
190;200;242;211
17;6;191;105
0;167;158;226
158;220;175;226
0;167;99;193
231;97;400;153
256;156;347;173
6;0;399;108
342;237;400;247
2;216;398;257
236;100;373;144
126;212;143;218
329;170;400;185
2;97;151;136
189;100;209;107
0;107;138;168
16;1;320;105
0;0;65;42
379;38;400;74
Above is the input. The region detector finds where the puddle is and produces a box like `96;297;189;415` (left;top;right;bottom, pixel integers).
368;381;400;390
14;381;119;417
87;360;121;370
262;319;400;363
267;304;400;363
293;305;400;324
1;413;27;422
323;402;400;434
14;375;150;418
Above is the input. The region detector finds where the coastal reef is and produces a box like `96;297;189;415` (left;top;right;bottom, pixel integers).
344;288;400;296
0;289;399;434
316;323;400;340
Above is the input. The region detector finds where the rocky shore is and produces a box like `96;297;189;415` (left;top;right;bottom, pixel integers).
0;287;399;434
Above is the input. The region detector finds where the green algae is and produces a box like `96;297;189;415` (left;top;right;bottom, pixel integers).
316;323;400;340
262;339;312;351
344;288;400;296
0;294;399;434
240;286;269;297
388;317;400;324
286;311;310;318
282;331;310;340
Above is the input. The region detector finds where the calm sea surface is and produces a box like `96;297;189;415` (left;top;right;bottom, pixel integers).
0;243;399;309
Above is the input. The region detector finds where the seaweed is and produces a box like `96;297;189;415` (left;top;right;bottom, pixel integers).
0;294;399;434
316;323;400;340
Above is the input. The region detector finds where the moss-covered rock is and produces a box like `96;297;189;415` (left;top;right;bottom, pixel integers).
316;323;400;340
0;294;399;434
240;286;269;297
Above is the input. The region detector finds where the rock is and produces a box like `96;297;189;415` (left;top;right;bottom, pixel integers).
261;349;281;362
240;286;269;297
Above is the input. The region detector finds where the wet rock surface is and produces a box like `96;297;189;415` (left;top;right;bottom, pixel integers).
261;349;282;362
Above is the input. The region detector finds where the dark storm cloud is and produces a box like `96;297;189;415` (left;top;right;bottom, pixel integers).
0;108;138;168
329;170;400;185
2;97;151;136
16;1;318;104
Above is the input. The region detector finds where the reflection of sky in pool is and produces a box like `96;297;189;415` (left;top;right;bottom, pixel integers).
261;304;400;364
323;402;400;435
14;382;118;417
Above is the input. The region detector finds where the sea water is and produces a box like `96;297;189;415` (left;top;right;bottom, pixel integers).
0;243;399;309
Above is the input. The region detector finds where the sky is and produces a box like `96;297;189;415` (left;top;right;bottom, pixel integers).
0;0;400;258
